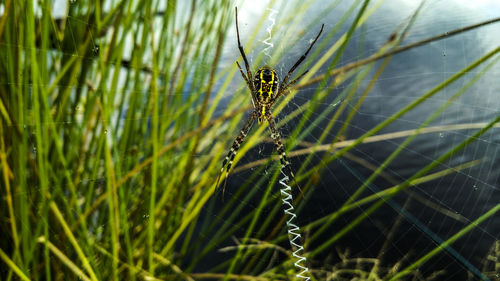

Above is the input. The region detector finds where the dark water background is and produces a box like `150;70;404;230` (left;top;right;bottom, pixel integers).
202;1;500;280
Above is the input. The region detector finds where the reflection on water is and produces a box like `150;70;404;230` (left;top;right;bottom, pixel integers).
231;0;500;279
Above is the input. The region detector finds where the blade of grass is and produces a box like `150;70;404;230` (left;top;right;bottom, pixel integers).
37;237;92;281
387;202;500;281
310;112;500;257
309;44;500;246
50;202;98;281
0;247;31;281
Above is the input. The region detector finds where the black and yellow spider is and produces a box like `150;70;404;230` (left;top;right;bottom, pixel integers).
216;7;324;194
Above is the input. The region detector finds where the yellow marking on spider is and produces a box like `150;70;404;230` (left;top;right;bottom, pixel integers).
258;68;274;103
259;106;266;124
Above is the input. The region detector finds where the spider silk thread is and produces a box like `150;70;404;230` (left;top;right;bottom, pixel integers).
279;170;311;281
262;8;278;59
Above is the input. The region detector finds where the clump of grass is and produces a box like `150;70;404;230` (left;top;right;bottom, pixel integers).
1;0;499;280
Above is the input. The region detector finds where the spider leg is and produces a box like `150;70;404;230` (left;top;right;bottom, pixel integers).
272;69;309;102
235;7;254;91
266;113;299;188
236;61;257;104
279;24;324;93
215;111;257;198
236;61;250;85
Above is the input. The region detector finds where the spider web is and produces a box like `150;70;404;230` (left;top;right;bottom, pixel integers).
5;0;499;280
207;0;500;280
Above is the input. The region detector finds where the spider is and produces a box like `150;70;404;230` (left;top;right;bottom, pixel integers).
215;7;324;195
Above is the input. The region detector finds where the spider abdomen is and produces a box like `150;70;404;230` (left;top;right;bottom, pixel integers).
255;67;279;105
